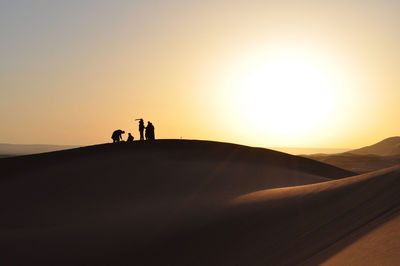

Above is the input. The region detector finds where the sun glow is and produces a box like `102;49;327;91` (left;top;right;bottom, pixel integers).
235;57;337;137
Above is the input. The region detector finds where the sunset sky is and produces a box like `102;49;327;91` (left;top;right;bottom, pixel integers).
1;0;399;148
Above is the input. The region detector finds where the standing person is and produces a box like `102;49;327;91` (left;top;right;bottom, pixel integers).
111;129;125;143
138;119;145;140
150;122;155;140
145;121;151;140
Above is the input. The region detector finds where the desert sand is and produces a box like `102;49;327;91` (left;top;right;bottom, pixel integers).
304;152;400;173
304;210;400;266
304;137;400;173
0;140;399;265
0;143;79;157
350;136;400;156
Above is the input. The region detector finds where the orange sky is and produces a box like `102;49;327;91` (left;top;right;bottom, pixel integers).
1;1;399;148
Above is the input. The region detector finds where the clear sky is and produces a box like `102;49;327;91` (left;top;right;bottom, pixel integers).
1;0;399;148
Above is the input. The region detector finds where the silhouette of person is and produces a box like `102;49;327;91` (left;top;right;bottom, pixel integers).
138;119;145;140
150;122;155;140
145;122;151;140
145;122;155;140
127;133;134;142
111;129;125;143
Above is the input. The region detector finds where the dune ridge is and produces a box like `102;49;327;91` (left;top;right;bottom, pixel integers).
304;136;400;173
0;143;78;157
349;136;400;156
0;139;354;179
129;165;400;266
0;140;398;265
305;152;400;173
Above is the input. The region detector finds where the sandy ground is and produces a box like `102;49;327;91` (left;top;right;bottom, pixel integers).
304;153;400;173
307;211;400;266
0;140;398;265
303;137;400;173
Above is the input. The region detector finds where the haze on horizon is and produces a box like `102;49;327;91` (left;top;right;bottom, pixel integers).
1;0;399;149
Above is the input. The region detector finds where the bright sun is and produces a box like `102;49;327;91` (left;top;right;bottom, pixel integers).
236;57;336;136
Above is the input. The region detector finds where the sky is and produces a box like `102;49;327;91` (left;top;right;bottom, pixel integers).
1;0;399;148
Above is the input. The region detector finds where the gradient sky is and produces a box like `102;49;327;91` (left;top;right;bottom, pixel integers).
1;0;399;148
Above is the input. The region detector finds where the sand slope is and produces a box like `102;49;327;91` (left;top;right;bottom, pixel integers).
349;136;400;156
305;210;400;266
304;153;400;173
1;140;398;265
303;137;400;173
228;165;400;265
0;143;78;157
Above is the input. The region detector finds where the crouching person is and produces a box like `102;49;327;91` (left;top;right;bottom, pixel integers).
111;129;125;143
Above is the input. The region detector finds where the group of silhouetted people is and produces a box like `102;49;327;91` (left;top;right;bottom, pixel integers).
138;118;155;140
111;118;156;143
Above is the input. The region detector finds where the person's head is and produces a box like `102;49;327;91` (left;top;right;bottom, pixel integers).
129;133;132;136
121;130;125;134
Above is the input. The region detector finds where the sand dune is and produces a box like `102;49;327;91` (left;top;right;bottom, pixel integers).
271;147;350;155
303;137;400;173
0;140;398;265
229;165;400;265
349;136;400;156
305;210;400;265
0;143;78;157
304;153;400;173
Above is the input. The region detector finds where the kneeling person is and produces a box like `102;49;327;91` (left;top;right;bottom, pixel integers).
127;133;134;142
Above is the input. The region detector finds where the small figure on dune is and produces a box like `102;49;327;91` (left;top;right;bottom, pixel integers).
127;133;134;142
145;122;150;140
138;118;145;140
145;121;155;140
111;129;125;143
150;122;155;140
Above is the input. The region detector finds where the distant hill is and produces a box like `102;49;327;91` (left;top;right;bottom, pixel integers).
271;147;350;155
303;137;400;173
305;153;400;173
349;136;400;156
0;143;79;157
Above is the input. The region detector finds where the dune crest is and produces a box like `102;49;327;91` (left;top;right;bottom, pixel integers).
1;140;398;265
349;136;400;156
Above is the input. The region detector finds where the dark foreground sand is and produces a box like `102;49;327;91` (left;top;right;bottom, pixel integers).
0;140;398;265
304;210;400;266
